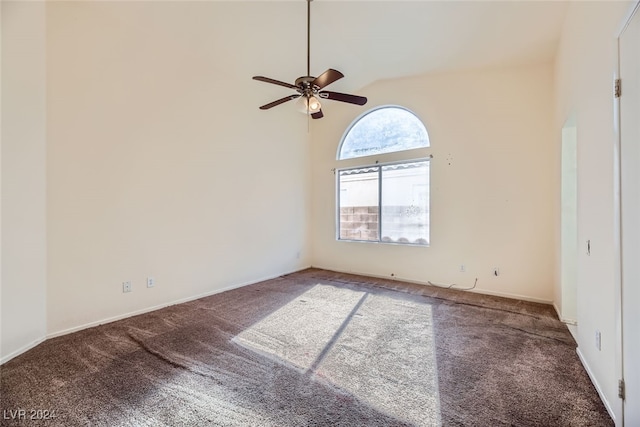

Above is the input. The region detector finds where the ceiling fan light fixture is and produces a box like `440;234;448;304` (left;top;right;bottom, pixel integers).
296;96;322;114
308;96;321;112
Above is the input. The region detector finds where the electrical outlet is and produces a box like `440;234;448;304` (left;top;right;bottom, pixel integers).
595;330;601;351
460;264;466;272
122;281;132;293
147;277;155;288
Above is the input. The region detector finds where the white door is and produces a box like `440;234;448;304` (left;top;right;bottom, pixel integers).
619;7;640;423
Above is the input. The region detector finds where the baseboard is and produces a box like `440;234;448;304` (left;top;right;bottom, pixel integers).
553;303;578;325
0;336;46;365
576;348;616;424
0;266;312;365
311;265;553;305
3;266;311;365
466;287;552;305
47;265;311;340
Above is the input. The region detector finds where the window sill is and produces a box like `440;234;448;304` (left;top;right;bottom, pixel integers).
336;238;429;248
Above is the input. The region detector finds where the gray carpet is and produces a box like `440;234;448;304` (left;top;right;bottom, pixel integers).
0;268;612;426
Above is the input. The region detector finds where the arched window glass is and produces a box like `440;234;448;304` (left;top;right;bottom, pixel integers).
338;106;429;160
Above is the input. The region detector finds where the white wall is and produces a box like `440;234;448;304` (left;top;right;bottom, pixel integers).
45;2;311;336
1;1;48;362
311;64;556;303
554;1;633;423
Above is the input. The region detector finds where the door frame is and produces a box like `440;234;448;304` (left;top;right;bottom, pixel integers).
615;2;640;425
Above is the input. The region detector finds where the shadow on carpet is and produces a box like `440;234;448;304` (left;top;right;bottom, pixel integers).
0;269;612;426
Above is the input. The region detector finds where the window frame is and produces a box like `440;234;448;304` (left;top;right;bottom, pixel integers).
335;105;432;247
336;157;431;246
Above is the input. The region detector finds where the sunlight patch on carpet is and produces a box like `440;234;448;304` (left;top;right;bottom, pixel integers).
233;283;441;425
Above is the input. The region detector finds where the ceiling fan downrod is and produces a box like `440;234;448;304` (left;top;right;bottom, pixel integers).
251;0;367;119
307;0;312;78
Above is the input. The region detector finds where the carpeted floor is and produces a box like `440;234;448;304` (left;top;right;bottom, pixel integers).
0;269;612;426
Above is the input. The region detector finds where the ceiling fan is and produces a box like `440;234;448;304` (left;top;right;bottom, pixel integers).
252;0;367;120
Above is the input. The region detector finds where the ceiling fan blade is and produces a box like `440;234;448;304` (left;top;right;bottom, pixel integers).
253;76;297;90
311;109;324;119
318;91;367;106
259;94;301;110
312;69;344;89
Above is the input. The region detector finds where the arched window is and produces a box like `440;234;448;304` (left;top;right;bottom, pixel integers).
337;106;431;246
338;106;429;160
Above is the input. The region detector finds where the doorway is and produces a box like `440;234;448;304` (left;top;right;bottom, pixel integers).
560;116;578;332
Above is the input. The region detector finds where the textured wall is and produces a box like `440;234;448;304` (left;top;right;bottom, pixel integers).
45;2;312;336
1;1;48;362
311;63;556;303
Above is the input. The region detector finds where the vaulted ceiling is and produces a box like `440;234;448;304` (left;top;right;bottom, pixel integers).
236;0;568;93
42;0;568;119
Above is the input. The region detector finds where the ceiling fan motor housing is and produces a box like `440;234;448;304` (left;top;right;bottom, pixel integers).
295;76;318;97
